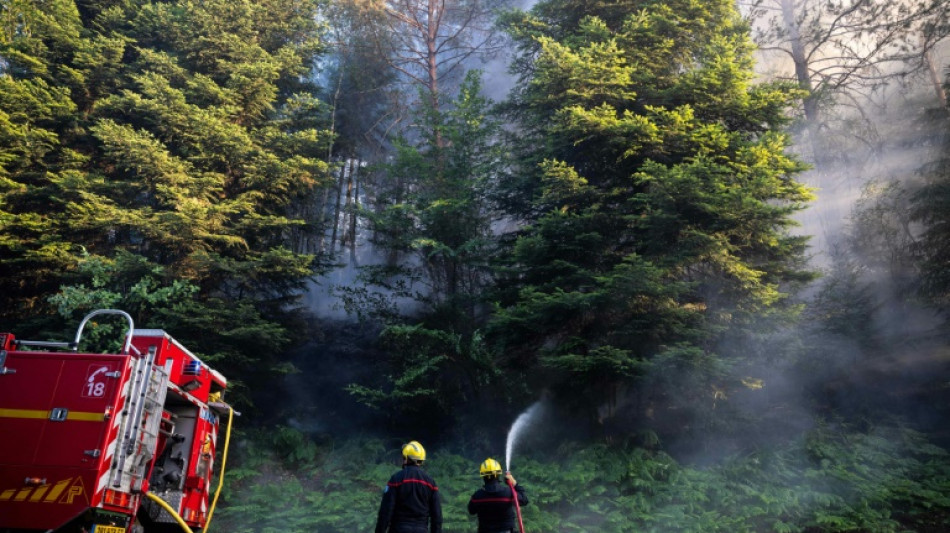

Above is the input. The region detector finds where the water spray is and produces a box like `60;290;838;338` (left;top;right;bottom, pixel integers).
504;401;543;533
504;401;543;471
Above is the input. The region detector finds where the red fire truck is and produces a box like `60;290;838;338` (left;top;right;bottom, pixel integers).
0;310;235;533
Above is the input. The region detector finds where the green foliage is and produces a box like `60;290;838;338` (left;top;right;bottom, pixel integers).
270;426;321;470
216;435;389;532
493;0;815;438
0;0;89;313
0;0;332;408
360;71;502;313
343;71;512;425
346;324;502;424
214;426;950;532
43;250;299;406
46;250;198;351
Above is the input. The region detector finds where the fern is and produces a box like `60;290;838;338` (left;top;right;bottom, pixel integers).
214;425;950;532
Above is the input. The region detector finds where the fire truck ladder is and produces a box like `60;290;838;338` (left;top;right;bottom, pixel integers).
111;344;170;493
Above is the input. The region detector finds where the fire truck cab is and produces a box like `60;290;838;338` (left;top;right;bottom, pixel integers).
0;310;233;533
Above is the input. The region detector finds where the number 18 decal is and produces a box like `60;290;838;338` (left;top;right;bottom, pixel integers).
82;365;112;398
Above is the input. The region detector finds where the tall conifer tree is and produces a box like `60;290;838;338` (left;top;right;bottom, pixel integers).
494;0;815;436
0;0;91;314
344;73;506;428
0;0;332;390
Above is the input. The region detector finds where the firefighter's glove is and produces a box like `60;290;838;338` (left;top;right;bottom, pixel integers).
506;473;517;486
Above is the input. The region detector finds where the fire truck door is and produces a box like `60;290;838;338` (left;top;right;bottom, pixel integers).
0;352;122;530
33;354;123;468
0;352;124;468
0;354;63;465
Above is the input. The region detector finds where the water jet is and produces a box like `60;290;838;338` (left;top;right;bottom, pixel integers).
504;400;543;472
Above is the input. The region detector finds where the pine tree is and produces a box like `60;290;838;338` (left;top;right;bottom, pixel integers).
494;0;815;436
0;0;116;315
344;72;507;426
0;0;332;397
911;108;950;314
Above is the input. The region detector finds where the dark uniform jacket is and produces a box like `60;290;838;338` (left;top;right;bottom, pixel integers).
375;464;443;533
467;480;528;533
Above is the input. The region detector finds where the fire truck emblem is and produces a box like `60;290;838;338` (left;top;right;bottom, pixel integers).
0;477;89;506
82;365;112;398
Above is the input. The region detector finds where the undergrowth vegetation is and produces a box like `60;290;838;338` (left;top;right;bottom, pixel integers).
214;424;950;532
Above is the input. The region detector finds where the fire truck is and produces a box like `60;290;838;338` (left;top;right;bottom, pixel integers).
0;310;235;533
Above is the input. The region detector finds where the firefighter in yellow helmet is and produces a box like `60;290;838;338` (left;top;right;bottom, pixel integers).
375;440;443;533
467;458;528;533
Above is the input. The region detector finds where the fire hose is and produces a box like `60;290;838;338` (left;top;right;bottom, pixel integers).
506;472;525;533
143;492;194;533
205;401;235;532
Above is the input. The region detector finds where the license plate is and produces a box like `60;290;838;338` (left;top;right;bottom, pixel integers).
94;526;126;533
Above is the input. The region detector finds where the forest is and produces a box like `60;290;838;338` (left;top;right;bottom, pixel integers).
2;0;950;530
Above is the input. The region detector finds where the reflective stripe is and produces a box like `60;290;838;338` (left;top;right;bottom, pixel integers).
0;408;47;419
29;485;50;502
66;411;105;422
387;478;439;490
44;479;71;502
0;408;104;421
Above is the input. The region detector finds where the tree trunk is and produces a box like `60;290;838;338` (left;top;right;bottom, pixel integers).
781;0;818;124
781;0;825;165
316;175;333;255
924;49;947;110
349;160;361;264
330;161;347;254
341;158;355;251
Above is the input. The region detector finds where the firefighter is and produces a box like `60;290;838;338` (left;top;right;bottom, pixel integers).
375;440;443;533
467;458;528;533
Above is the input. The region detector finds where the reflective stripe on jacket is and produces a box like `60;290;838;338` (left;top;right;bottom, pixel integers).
376;465;443;533
467;480;528;533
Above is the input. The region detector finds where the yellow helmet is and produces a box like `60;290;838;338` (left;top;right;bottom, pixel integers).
479;458;502;478
402;441;426;462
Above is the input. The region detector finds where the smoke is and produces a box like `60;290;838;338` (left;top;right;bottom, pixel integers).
477;49;518;103
467;0;542;102
699;68;950;456
304;260;363;321
580;57;950;466
792;89;944;269
276;318;389;437
292;8;950;461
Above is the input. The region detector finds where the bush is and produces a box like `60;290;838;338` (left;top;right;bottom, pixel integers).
213;425;950;532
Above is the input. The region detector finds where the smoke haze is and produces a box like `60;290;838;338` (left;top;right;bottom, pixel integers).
286;15;950;466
